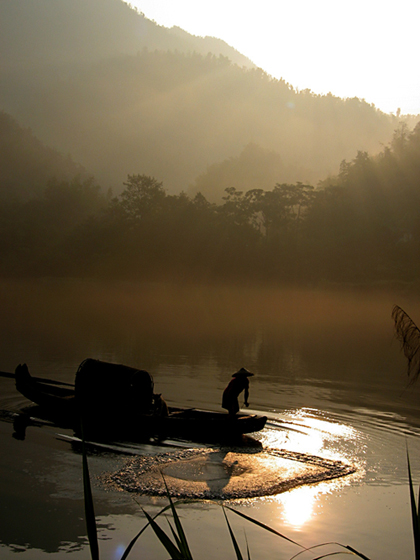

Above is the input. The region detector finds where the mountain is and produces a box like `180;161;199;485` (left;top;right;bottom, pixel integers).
0;111;88;200
189;143;305;202
0;0;254;73
0;0;417;196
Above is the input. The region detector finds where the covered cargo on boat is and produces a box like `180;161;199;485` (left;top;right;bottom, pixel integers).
74;358;154;433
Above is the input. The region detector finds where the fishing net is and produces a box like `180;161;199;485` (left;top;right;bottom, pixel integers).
105;447;356;500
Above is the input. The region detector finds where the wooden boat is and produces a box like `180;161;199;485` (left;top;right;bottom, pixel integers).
14;360;267;443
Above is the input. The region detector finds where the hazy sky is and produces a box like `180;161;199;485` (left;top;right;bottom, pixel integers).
125;0;420;116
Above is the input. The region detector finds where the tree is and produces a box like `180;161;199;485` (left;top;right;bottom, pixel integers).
119;174;166;222
259;182;315;245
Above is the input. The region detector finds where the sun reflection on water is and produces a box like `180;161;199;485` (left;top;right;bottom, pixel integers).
276;476;352;528
278;485;317;527
258;407;365;529
261;407;362;459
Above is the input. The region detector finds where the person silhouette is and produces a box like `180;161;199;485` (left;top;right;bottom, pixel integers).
222;368;254;416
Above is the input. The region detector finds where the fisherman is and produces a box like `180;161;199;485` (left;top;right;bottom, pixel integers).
222;368;254;416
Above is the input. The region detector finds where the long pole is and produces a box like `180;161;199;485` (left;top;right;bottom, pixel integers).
0;370;74;387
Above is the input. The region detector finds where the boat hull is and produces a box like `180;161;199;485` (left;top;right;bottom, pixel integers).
14;366;267;443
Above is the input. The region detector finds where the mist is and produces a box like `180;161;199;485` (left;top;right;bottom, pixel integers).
0;278;412;391
0;0;419;290
1;0;417;194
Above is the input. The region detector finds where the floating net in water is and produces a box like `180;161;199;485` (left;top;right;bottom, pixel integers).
106;446;356;500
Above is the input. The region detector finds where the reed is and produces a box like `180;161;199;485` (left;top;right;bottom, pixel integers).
81;423;99;560
408;447;420;560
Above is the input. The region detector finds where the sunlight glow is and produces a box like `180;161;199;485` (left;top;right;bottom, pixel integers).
125;0;420;114
277;475;355;528
295;414;357;438
265;408;364;528
260;408;358;459
279;486;317;527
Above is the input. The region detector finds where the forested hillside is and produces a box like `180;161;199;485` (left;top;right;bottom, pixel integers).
0;0;252;71
1;0;419;287
0;0;415;195
0;112;88;201
1;119;419;287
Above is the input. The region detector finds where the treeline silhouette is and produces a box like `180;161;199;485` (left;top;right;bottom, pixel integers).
1;116;419;287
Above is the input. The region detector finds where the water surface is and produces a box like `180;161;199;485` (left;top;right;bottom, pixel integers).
1;279;420;559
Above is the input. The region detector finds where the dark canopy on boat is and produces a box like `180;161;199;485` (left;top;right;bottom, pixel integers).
75;358;154;417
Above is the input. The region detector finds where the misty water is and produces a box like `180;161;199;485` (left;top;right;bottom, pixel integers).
1;278;420;559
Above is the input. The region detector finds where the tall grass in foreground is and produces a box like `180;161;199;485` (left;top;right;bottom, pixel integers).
81;439;371;559
394;305;420;560
81;425;99;560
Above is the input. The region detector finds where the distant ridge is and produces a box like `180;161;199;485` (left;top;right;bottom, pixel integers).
166;26;255;69
0;0;415;195
0;111;88;200
0;0;255;71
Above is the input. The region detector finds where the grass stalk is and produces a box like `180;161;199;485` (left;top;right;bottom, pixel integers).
223;506;245;560
224;505;304;549
162;476;193;559
290;542;371;559
80;420;100;560
137;473;193;559
142;508;186;559
407;447;420;560
119;503;173;560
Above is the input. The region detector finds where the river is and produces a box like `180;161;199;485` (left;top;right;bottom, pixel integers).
1;279;420;559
